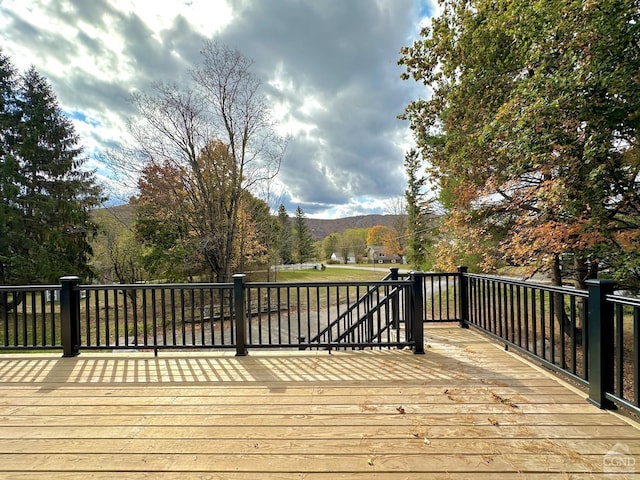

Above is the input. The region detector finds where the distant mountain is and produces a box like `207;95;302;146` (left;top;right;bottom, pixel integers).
95;204;405;242
305;215;406;241
96;203;135;226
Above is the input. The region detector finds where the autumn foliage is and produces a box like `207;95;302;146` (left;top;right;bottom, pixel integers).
400;0;640;289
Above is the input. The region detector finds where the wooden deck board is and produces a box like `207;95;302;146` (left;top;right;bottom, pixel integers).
0;325;638;478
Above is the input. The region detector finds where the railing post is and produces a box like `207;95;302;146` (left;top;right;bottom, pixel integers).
389;267;399;281
233;274;248;356
458;266;469;329
586;279;616;409
410;272;425;354
60;276;80;357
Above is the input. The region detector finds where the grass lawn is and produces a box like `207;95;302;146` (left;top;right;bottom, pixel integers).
274;265;390;283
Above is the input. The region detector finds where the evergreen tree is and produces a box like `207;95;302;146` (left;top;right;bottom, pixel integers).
276;204;293;264
0;57;103;290
293;205;315;263
0;50;19;287
404;149;430;268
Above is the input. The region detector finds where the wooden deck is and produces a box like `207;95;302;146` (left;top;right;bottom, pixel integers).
0;325;638;479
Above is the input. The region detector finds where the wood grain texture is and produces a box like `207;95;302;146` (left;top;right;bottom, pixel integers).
1;325;638;478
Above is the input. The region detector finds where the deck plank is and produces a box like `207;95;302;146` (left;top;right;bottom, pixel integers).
0;325;638;478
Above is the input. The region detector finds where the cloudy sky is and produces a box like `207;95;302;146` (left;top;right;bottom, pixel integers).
0;0;434;218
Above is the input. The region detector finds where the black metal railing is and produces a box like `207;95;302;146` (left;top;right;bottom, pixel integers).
464;273;589;383
243;279;413;351
386;269;461;323
0;270;423;356
602;289;640;413
78;281;236;352
0;285;61;350
2;268;638;415
309;282;404;348
460;272;640;416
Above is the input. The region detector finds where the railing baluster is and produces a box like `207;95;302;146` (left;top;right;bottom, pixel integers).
151;289;157;349
570;296;577;375
113;288;119;347
531;288;537;356
634;307;639;406
276;287;281;345
286;287;292;344
523;287;529;352
39;291;46;346
103;290;110;348
616;303;624;398
515;285;521;347
549;290;556;365
509;284;515;344
178;289;185;347
540;291;546;360
560;294;566;369
123;290;129;347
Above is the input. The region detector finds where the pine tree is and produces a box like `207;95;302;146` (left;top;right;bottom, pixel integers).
404;149;430;268
293;206;315;263
0;50;20;287
0;59;103;288
276;204;293;264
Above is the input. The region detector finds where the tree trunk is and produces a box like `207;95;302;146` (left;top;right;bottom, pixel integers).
0;291;24;316
550;254;582;344
573;256;598;290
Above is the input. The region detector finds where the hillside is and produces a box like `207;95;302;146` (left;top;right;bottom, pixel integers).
96;204;405;241
305;215;405;241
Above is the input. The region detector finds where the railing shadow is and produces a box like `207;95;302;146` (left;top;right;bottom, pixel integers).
0;327;554;399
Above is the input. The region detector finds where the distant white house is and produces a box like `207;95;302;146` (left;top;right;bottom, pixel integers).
366;246;403;264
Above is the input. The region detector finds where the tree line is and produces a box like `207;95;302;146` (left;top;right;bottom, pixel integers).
95;197;320;284
93;201;412;284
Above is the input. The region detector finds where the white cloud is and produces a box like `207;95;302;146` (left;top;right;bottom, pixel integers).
129;0;233;36
1;0;435;219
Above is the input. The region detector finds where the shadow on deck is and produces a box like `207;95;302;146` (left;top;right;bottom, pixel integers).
0;324;638;478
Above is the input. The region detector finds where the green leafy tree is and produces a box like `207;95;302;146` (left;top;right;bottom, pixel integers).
235;193;274;272
0;56;103;295
400;0;640;290
337;228;368;264
321;233;339;261
293;206;315;263
91;208;148;285
0;50;20;290
133;146;274;281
